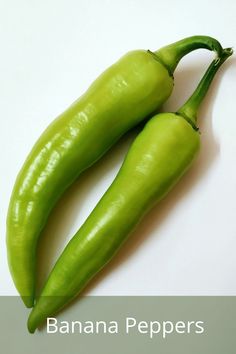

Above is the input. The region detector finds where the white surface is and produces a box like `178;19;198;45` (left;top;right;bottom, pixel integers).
0;0;236;296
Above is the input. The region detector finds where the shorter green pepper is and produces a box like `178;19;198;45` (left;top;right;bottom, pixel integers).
28;48;233;333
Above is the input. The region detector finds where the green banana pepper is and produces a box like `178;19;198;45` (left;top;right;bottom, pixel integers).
27;48;233;333
7;36;223;308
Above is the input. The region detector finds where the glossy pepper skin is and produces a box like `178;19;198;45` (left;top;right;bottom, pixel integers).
6;36;223;308
27;48;233;333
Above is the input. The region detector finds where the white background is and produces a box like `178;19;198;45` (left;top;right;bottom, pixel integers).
1;0;236;296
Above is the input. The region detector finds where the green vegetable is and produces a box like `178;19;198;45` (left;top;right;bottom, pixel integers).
27;47;233;333
6;36;223;308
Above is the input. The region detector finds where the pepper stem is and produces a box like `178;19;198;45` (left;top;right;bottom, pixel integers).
177;47;233;124
155;36;223;75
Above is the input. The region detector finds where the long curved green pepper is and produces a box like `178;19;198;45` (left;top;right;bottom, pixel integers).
27;48;233;333
6;36;223;308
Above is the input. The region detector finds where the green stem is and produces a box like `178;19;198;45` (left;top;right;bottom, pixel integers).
177;47;233;124
155;36;223;75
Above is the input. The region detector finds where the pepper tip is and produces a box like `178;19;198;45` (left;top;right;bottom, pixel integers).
27;313;36;334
